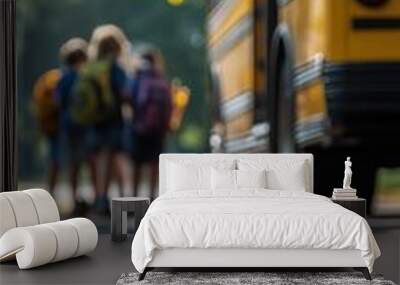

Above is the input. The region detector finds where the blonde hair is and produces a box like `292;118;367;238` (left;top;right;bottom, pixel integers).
88;24;134;74
59;37;88;65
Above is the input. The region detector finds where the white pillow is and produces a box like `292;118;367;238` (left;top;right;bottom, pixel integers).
166;162;209;191
237;159;308;191
236;169;267;189
211;168;236;190
166;160;235;191
211;169;268;190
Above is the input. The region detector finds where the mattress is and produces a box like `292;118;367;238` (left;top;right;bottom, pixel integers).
131;190;380;273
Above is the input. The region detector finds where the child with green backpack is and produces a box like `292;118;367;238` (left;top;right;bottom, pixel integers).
57;38;99;214
71;25;130;211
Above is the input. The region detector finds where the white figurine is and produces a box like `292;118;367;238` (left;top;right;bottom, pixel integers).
343;157;353;189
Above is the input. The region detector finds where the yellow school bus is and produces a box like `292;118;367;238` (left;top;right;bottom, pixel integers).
208;0;270;153
208;0;400;152
207;0;400;210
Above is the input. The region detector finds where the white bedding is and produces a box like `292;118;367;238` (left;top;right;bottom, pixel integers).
131;190;380;273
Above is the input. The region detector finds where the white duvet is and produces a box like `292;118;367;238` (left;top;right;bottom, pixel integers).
131;190;380;273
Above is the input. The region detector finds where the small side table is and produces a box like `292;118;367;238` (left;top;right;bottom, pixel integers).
111;197;150;242
331;198;366;218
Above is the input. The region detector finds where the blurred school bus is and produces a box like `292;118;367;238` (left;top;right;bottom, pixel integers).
207;0;400;212
207;0;400;153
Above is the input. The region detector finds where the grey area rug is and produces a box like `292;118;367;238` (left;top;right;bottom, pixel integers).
116;272;396;285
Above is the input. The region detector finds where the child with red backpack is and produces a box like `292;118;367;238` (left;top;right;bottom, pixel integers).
131;48;172;200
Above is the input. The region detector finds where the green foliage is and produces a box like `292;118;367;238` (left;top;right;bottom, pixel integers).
17;0;209;180
376;168;400;194
178;123;207;152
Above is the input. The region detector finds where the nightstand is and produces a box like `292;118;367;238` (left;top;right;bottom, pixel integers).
111;197;150;242
331;198;366;218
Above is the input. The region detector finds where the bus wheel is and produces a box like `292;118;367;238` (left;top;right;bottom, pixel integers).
277;56;296;153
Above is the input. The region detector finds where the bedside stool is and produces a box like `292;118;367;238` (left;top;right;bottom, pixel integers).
111;197;150;242
331;198;366;218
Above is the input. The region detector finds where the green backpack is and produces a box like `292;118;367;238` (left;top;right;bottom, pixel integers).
70;60;116;125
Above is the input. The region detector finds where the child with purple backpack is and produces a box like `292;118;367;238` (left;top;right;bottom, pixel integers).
131;48;172;200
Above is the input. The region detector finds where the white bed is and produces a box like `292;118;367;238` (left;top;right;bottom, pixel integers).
131;154;380;280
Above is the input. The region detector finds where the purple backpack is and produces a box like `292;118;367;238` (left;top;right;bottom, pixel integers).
136;76;172;136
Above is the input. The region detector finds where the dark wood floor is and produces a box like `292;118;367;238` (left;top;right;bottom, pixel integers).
0;234;134;285
1;218;399;285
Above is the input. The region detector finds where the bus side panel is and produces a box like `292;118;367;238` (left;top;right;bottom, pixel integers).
208;0;256;140
279;0;330;66
214;34;254;103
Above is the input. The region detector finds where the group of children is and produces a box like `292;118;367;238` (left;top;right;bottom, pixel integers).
33;24;172;213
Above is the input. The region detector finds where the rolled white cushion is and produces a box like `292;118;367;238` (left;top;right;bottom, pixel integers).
0;226;57;269
0;218;98;269
0;189;59;239
0;195;17;237
42;221;79;262
24;189;60;223
66;218;98;257
1;192;39;227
